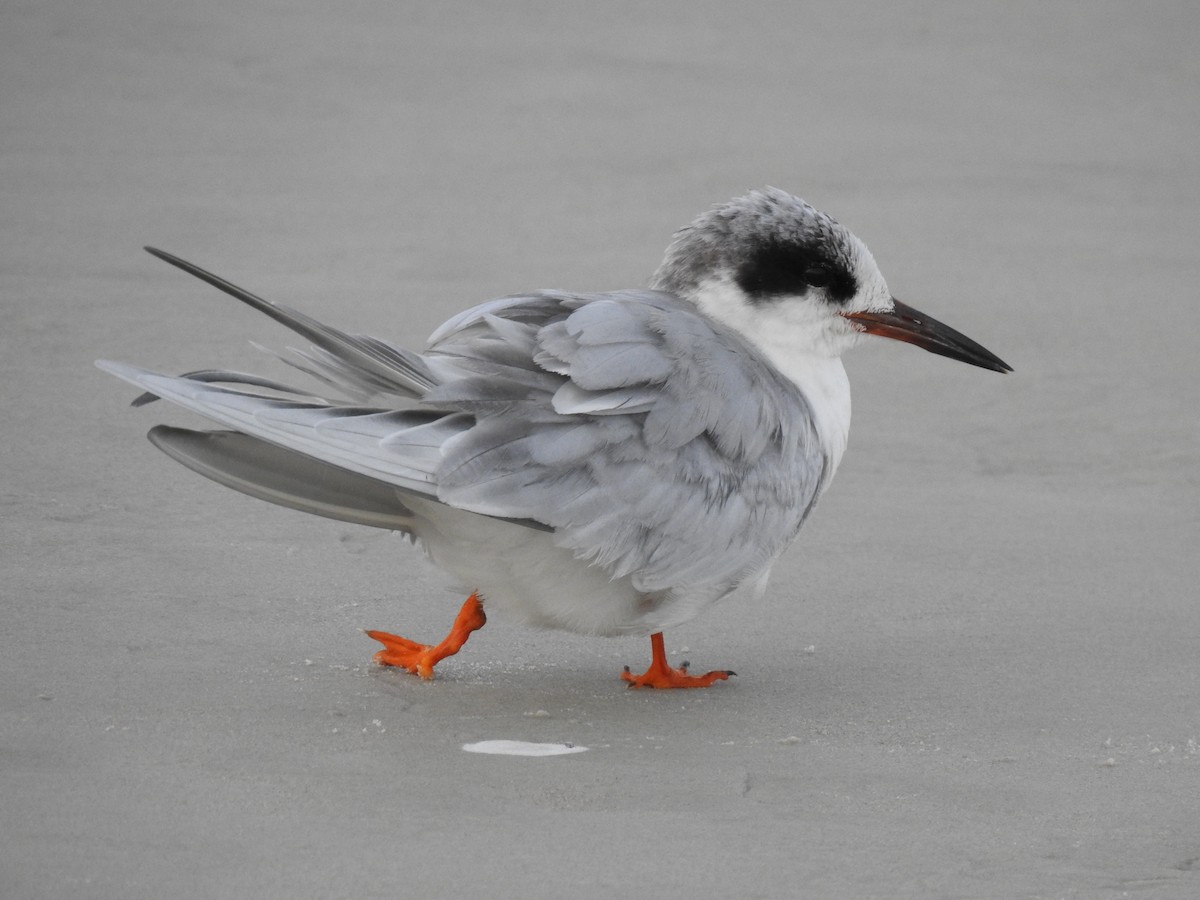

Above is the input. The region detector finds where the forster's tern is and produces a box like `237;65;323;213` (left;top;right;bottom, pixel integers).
97;189;1010;688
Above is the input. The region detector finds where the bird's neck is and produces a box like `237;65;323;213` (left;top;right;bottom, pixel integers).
688;281;852;481
767;346;852;483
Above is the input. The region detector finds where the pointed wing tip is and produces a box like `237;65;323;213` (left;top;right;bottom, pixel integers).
96;360;163;406
95;358;159;386
96;359;155;378
144;246;190;271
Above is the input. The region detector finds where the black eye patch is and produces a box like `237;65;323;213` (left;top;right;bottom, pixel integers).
735;239;857;305
803;266;832;287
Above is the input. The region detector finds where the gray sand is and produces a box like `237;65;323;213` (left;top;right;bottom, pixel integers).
3;3;1198;898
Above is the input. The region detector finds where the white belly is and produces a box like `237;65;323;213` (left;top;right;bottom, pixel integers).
402;496;739;636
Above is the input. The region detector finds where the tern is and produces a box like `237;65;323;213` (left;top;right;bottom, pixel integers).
97;189;1010;688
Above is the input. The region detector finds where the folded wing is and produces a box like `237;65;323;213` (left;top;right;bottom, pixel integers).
99;252;827;595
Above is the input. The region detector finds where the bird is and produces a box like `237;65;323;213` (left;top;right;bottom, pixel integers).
97;188;1010;688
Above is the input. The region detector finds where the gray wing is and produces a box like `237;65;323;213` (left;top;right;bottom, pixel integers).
146;425;423;532
424;290;827;592
99;251;826;593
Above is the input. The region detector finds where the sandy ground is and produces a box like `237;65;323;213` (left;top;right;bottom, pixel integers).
4;2;1199;898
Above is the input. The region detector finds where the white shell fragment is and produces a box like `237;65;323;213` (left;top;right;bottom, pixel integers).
462;740;588;757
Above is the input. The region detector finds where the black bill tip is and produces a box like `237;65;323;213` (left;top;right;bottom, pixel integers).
845;299;1012;373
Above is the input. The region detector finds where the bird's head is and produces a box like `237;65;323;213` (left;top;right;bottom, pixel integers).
651;188;1011;373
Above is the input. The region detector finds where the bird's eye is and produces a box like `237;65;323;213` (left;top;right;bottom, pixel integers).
736;240;858;305
804;267;831;287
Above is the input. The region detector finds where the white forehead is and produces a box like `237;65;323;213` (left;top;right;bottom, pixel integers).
843;236;891;313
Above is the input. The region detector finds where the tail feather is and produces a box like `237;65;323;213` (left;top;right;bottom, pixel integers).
131;368;324;408
148;426;423;531
144;247;438;399
95;360;440;495
147;425;553;534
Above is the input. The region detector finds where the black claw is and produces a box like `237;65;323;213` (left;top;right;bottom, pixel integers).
679;660;690;671
725;670;737;677
623;665;631;673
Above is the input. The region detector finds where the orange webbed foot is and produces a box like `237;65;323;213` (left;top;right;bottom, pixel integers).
620;632;734;689
366;592;486;680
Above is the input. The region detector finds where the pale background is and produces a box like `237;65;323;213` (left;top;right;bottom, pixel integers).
3;2;1198;898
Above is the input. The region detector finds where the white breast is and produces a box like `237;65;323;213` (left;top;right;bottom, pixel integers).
767;349;851;486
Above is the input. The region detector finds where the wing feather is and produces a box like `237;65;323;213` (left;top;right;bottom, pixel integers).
428;290;825;593
102;256;825;597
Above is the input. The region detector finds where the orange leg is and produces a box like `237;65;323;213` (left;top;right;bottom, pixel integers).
366;592;486;680
620;632;734;689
